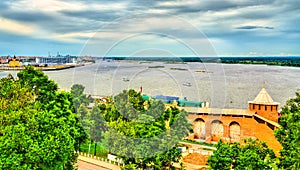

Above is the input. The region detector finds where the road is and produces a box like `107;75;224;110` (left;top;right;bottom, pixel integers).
77;160;110;170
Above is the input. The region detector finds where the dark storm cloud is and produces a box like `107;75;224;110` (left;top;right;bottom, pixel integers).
0;1;57;27
64;0;124;3
41;18;101;34
58;0;161;22
64;0;165;6
236;26;274;30
154;0;275;14
274;0;300;11
60;10;122;22
2;11;54;22
174;1;240;13
59;0;173;19
1;10;100;34
146;27;207;40
0;30;79;45
238;11;275;20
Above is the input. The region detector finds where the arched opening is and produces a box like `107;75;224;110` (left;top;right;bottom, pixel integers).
229;121;241;142
193;118;205;140
211;120;224;141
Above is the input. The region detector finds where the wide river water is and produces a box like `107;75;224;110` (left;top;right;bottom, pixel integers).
1;60;300;109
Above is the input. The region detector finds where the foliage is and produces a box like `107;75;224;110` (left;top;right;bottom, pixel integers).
152;147;182;170
77;104;89;122
70;83;108;156
104;89;191;169
79;142;108;157
89;106;107;155
220;57;300;67
70;84;92;111
121;162;138;170
0;67;88;169
0;77;33;110
208;139;276;170
275;92;300;169
17;66;58;103
90;106;107;142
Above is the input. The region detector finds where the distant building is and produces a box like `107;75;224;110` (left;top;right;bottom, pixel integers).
38;55;77;64
0;56;8;64
141;94;209;108
8;56;21;67
2;55;79;66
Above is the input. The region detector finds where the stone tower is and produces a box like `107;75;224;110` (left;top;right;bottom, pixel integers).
248;87;279;122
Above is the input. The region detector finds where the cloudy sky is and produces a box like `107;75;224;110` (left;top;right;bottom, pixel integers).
0;0;299;56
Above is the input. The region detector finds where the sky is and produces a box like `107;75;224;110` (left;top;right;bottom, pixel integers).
0;0;299;57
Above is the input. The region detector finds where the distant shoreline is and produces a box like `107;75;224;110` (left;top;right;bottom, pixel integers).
0;64;82;71
101;56;300;67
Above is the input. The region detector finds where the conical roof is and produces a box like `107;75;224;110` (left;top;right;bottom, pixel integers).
249;88;278;105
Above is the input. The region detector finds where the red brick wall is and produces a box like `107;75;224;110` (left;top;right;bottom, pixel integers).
249;103;278;122
188;112;282;153
188;114;256;141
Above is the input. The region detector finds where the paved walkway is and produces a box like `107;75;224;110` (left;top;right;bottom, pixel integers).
77;155;121;170
77;152;209;170
78;160;110;170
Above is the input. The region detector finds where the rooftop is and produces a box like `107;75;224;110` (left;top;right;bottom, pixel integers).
181;107;255;116
249;87;279;105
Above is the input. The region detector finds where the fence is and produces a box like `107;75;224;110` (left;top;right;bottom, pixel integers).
77;151;125;167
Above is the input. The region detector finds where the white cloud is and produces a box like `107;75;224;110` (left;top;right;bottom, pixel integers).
0;18;35;34
9;0;85;12
157;0;199;7
92;2;129;11
0;0;299;55
53;32;94;42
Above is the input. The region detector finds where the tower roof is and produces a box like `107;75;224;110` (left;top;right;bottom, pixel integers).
249;88;278;105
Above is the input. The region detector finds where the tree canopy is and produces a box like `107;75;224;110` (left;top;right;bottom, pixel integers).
103;89;191;169
0;67;88;169
208;139;276;170
275;92;300;169
70;84;92;111
17;66;58;103
70;84;107;156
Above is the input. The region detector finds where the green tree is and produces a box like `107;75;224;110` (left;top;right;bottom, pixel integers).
208;139;276;170
77;103;89;120
0;68;88;169
152;147;182;170
275;92;300;169
74;97;107;156
17;66;58;103
104;89;191;169
121;162;138;170
70;84;91;111
90;106;107;155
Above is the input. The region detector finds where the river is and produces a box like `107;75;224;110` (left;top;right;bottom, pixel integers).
1;60;300;109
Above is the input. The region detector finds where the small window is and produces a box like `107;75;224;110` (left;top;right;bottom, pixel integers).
271;106;273;111
253;104;255;110
258;105;261;110
265;105;267;111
